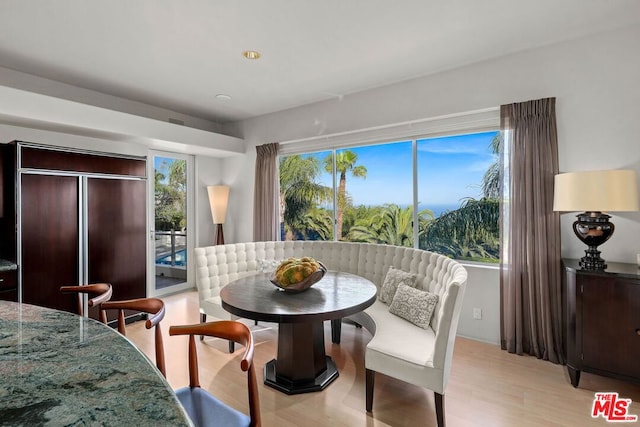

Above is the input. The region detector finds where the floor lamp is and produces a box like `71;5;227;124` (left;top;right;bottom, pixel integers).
553;169;639;270
207;185;230;245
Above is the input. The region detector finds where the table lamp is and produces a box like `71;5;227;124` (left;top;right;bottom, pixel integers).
207;185;230;245
553;169;639;270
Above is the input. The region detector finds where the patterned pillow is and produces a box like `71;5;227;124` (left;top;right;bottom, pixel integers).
378;266;417;304
388;283;439;329
257;258;282;273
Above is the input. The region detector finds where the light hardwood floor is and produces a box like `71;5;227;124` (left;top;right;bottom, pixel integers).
126;291;640;426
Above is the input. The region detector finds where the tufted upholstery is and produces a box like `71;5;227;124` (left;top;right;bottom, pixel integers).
194;241;466;426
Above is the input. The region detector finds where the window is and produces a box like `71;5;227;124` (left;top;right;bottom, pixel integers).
278;110;500;263
417;132;500;262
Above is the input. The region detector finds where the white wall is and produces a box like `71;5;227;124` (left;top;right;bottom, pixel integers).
222;25;640;344
195;155;224;247
457;264;500;344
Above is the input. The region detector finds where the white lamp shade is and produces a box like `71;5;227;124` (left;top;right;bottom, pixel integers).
553;169;640;212
207;185;230;224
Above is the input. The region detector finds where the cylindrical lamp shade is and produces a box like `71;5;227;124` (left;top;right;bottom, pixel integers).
553;170;639;212
207;185;230;224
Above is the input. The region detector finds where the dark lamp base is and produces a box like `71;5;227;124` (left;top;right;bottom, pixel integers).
573;211;613;271
579;248;607;271
215;223;225;245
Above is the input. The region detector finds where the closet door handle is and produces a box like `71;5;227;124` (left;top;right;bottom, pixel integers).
635;328;640;336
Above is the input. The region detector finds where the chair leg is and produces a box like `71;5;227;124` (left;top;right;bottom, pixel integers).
331;318;342;344
366;369;375;412
434;392;445;427
200;313;206;341
229;340;235;353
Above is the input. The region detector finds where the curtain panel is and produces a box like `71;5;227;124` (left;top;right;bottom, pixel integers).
500;98;564;364
253;143;280;242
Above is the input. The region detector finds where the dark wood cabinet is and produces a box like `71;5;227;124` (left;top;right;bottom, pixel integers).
563;259;640;387
86;178;147;306
21;174;80;312
8;142;148;320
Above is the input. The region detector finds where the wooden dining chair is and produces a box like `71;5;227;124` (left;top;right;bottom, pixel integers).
102;297;167;377
169;321;261;427
59;283;112;323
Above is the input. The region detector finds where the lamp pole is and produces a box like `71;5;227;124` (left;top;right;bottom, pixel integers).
215;223;225;245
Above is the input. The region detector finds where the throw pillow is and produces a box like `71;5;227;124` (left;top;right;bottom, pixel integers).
388;283;439;329
257;258;282;274
378;266;417;304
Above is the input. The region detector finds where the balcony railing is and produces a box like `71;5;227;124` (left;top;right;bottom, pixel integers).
155;230;186;267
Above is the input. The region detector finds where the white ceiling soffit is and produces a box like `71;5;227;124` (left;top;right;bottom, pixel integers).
0;85;245;157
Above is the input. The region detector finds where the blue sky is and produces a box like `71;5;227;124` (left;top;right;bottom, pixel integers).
154;156;179;184
311;131;498;210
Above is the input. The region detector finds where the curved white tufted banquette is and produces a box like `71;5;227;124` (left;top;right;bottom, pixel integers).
194;241;467;427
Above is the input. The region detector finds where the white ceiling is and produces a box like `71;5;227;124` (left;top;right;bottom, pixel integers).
1;0;640;126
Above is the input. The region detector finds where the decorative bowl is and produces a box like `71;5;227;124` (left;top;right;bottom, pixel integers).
270;261;327;293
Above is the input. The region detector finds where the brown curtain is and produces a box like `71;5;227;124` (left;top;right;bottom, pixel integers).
499;98;564;364
253;143;280;242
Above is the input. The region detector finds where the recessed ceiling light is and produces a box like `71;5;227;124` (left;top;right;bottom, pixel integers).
243;50;261;60
215;94;232;100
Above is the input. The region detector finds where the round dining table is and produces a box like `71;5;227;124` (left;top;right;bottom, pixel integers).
220;270;377;395
0;300;192;426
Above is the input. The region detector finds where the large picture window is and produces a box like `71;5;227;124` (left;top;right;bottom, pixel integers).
278;130;500;263
417;132;500;262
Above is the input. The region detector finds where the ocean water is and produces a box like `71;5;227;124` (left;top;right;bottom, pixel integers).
418;203;461;218
319;202;463;218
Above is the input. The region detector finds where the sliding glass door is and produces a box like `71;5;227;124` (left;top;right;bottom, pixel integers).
148;150;194;296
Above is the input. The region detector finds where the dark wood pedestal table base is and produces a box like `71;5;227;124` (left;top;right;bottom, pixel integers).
220;271;377;394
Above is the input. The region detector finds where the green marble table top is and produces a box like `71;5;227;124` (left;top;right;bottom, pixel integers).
0;301;192;426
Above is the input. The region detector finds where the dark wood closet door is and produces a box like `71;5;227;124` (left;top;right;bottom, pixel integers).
87;178;146;319
21;174;79;312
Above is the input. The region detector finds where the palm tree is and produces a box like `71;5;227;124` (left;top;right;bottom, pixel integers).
279;155;331;240
481;132;501;199
155;158;187;230
377;205;418;247
419;132;502;262
297;207;334;240
324;150;367;240
348;204;434;247
420;198;500;261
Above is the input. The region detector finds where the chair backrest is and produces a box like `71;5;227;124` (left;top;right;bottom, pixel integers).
59;283;113;323
102;297;166;377
169;320;261;427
